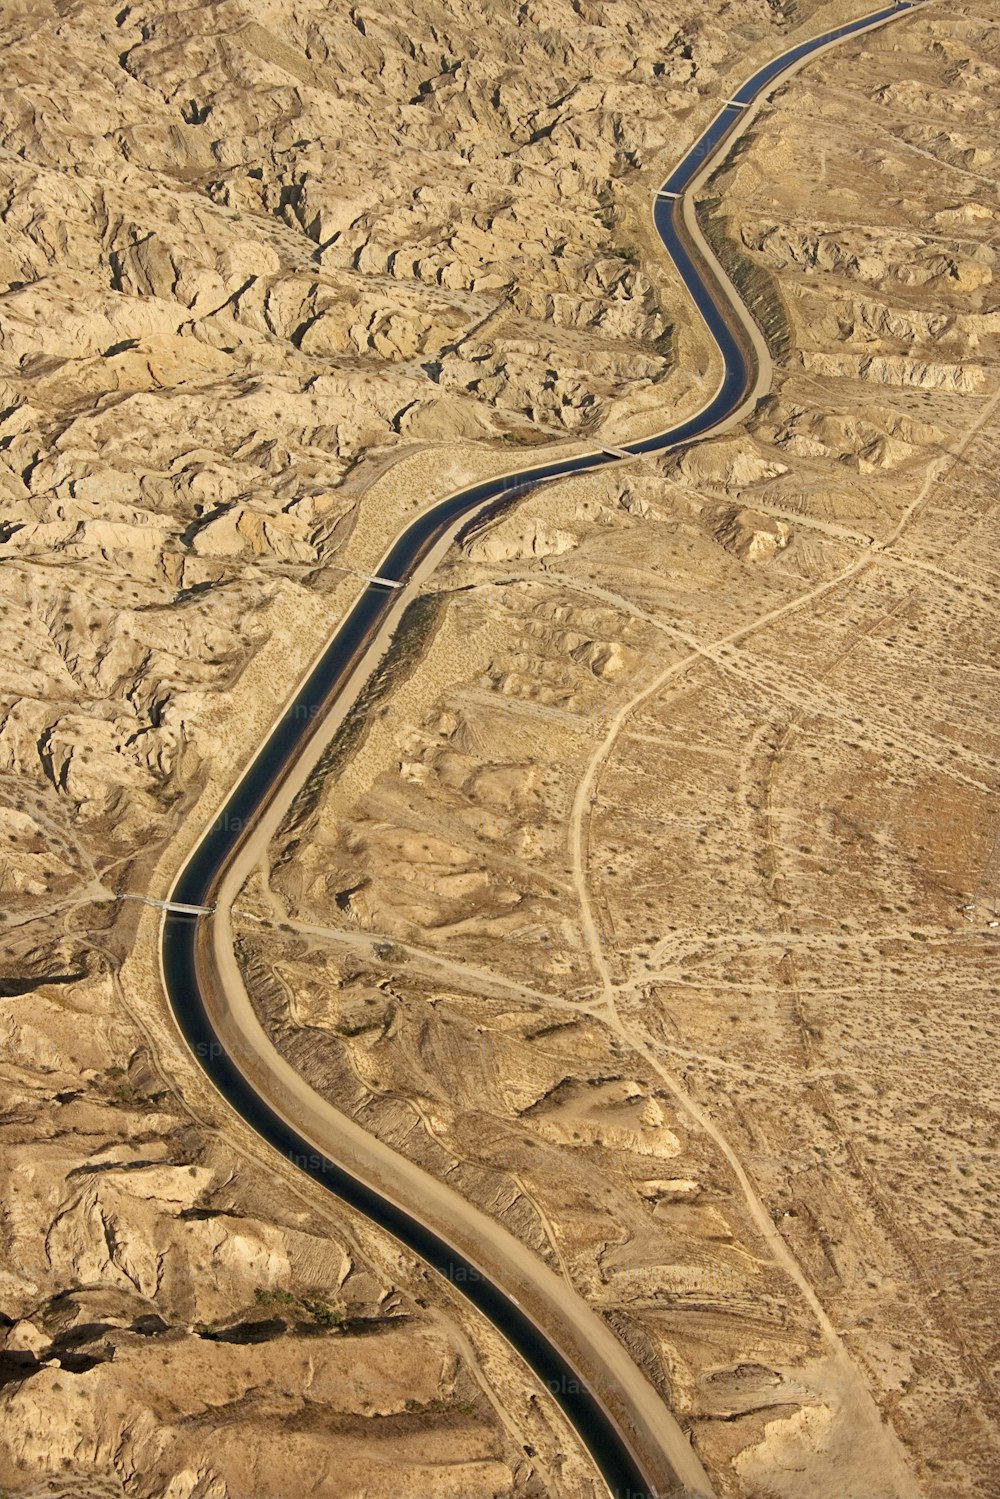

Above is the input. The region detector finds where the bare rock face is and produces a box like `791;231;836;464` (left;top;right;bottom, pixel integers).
713;505;791;562
1;1327;516;1499
466;518;578;562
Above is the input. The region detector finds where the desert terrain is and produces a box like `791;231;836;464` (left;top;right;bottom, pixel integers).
0;0;997;1494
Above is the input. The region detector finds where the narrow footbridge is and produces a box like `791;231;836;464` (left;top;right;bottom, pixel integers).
125;895;215;917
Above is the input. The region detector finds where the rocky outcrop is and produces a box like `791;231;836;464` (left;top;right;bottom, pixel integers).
713;505;790;562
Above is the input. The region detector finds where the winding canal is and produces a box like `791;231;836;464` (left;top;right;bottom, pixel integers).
161;5;929;1495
